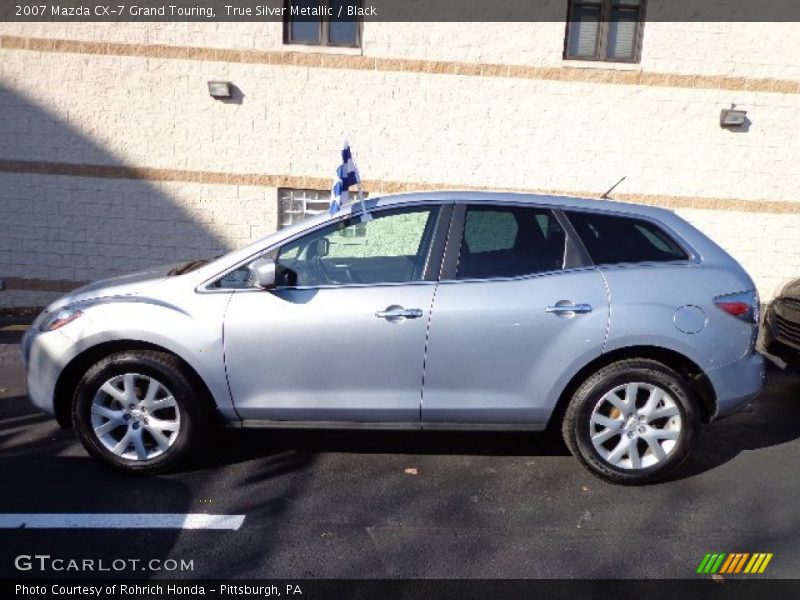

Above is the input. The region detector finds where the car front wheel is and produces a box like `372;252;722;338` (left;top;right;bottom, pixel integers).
72;350;211;473
563;359;698;484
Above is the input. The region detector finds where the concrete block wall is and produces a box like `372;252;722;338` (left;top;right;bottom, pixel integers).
1;19;799;307
3;20;800;80
677;210;800;302
2;45;797;201
0;172;278;306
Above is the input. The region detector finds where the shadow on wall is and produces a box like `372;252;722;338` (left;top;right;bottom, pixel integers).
217;83;246;106
0;82;230;292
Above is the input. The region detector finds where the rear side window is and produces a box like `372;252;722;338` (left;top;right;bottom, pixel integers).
457;206;567;279
567;212;689;265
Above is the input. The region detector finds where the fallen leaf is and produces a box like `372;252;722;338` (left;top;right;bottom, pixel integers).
404;467;418;475
576;510;593;528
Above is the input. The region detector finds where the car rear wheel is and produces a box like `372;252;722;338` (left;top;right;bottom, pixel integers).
562;359;698;484
72;350;211;474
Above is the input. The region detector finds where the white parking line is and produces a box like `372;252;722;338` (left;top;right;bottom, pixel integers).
0;513;245;530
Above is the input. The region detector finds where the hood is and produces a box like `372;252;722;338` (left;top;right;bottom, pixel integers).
46;262;185;311
781;278;800;299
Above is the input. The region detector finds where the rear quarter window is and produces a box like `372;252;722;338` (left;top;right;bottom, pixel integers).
567;212;689;265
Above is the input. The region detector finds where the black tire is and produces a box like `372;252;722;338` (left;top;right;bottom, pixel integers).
72;350;213;474
562;359;698;485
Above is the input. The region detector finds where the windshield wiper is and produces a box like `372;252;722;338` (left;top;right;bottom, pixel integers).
167;258;213;276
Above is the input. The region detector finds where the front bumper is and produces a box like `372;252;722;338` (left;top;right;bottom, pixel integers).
22;327;75;417
706;351;765;420
763;304;800;370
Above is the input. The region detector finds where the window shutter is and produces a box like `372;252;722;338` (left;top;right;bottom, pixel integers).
567;5;601;58
329;0;360;46
606;7;638;60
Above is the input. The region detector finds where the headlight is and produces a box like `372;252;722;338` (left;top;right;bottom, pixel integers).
39;308;84;331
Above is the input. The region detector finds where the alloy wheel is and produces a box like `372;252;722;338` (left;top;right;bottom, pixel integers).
90;373;181;461
589;382;682;470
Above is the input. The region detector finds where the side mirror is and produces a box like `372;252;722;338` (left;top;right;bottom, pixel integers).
247;258;277;289
315;238;330;257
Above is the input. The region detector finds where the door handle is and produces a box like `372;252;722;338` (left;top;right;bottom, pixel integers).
375;305;424;320
546;302;593;317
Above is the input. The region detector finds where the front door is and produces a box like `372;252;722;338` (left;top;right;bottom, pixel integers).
223;204;449;423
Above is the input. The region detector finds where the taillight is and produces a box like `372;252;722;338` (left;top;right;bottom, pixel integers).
714;290;759;324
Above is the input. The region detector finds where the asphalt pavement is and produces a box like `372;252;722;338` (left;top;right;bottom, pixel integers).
1;328;799;580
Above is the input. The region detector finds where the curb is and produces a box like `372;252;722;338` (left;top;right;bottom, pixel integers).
0;317;35;329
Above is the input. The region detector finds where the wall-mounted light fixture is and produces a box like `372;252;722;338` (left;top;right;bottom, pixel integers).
207;81;232;99
720;105;747;128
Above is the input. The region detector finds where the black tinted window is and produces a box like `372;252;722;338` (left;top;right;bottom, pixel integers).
567;212;689;265
457;206;566;279
276;206;439;286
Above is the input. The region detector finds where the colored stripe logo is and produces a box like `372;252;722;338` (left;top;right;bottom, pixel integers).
697;553;773;574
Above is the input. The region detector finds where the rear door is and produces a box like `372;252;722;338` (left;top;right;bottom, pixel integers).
421;203;609;426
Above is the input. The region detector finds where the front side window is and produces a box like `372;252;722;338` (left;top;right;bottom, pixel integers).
276;206;439;286
564;0;645;63
284;0;361;47
457;206;567;280
566;211;689;265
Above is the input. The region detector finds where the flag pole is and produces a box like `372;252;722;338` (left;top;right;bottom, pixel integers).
349;136;371;222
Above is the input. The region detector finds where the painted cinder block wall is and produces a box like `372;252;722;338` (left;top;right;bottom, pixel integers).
1;19;799;307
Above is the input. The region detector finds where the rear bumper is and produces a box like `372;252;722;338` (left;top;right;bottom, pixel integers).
706;352;765;420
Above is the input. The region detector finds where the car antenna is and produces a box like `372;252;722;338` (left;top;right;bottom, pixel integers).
600;176;626;199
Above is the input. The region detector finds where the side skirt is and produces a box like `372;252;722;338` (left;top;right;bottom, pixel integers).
228;420;546;432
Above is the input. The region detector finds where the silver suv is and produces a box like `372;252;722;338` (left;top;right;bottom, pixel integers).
22;192;765;483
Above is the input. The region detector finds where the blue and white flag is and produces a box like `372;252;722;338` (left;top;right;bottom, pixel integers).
330;140;370;220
